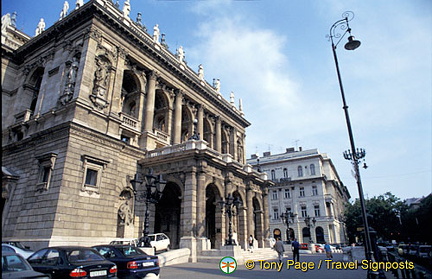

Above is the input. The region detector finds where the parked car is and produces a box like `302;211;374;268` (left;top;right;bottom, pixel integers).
93;244;160;279
2;251;50;279
315;245;324;253
2;241;31;250
139;233;170;253
2;244;34;259
110;238;139;247
417;245;432;259
27;246;117;279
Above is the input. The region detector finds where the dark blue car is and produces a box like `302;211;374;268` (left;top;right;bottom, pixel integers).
93;245;160;279
27;246;117;278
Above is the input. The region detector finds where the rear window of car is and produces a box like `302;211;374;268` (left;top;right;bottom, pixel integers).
118;246;145;257
2;254;32;272
67;249;104;263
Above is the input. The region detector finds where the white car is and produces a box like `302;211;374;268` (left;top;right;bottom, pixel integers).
109;238;139;246
1;243;34;259
147;233;170;253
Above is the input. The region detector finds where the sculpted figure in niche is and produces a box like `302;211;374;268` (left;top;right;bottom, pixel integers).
118;201;133;226
63;56;79;95
94;58;109;90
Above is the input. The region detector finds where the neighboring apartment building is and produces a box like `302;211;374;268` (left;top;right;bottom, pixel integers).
1;0;271;260
247;147;350;245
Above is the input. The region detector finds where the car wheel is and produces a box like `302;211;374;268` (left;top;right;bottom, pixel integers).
166;245;170;251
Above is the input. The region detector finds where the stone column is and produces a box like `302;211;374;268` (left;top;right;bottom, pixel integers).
215;116;222;152
179;169;197;262
196;170;206;237
197;105;204;139
230;127;237;159
246;186;254;240
136;71;147;125
172;90;183;144
143;71;157;132
167;91;174;140
106;48;126;137
262;191;270;242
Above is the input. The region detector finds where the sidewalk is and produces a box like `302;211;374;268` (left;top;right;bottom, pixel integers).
161;253;369;279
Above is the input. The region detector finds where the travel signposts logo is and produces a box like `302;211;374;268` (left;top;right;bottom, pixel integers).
219;256;237;274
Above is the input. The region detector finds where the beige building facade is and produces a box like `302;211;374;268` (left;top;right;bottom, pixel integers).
247;148;350;245
1;0;270;259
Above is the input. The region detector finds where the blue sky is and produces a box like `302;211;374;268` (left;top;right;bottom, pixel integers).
2;0;431;201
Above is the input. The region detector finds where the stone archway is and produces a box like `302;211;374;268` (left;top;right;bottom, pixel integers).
205;184;221;248
315;226;325;243
252;197;264;247
302;227;311;243
154;182;181;249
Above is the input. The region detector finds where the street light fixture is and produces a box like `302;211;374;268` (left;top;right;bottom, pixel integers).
188;118;200;140
304;215;316;243
219;194;243;245
130;169;166;247
328;11;373;267
280;209;297;242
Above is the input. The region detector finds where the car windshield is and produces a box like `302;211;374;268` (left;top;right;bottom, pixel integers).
67;249;105;263
118;246;145;257
2;254;32;272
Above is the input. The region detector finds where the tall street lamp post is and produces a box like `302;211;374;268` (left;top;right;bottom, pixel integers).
219;194;242;245
328;11;373;267
280;209;296;242
304;215;316;243
131;169;166;247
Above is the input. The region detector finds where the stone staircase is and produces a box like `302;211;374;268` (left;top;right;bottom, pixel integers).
242;248;279;261
198;247;279;264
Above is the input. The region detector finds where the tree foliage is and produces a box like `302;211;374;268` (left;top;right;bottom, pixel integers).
344;192;431;244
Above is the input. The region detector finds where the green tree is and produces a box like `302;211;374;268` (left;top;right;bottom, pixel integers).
400;194;432;244
344;192;406;244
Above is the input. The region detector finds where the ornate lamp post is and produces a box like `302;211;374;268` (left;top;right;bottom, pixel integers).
130;169;166;247
328;11;373;269
188;118;200;140
304;215;316;243
280;209;297;242
219;194;242;245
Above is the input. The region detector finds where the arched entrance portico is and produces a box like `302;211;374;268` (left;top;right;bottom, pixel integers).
252;197;264;247
155;182;182;249
206;184;221;248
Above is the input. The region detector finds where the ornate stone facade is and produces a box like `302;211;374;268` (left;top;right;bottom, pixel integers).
1;0;270;259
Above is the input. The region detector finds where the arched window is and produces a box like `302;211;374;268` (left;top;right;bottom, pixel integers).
310;164;316;175
315;227;325;243
271;170;276;181
297;166;303;177
283;168;288;178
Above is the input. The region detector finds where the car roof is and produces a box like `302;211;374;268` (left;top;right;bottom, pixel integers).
36;246;97;250
2;251;22;256
94;244;135;247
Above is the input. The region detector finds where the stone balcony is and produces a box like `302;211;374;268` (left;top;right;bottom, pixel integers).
119;113;140;132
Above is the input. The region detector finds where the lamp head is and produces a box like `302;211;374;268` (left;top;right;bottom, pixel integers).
344;35;361;50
